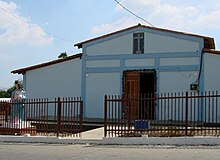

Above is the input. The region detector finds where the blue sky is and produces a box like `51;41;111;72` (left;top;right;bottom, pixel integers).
0;0;220;89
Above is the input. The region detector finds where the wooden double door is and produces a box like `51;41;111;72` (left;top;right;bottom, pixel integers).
123;71;156;120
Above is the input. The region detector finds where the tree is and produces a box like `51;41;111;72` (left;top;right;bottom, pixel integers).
0;90;10;98
0;85;17;98
58;52;67;59
7;86;15;98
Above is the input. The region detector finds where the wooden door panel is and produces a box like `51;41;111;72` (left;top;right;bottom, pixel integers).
124;72;140;120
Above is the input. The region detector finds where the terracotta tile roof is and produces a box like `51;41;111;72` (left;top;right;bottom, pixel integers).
74;24;215;49
11;53;82;74
203;48;220;55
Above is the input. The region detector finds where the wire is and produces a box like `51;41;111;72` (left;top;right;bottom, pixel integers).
194;51;204;84
114;0;204;85
114;0;155;27
113;0;198;42
0;6;74;44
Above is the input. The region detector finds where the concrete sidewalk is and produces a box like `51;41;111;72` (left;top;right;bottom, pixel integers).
0;135;220;146
0;127;220;145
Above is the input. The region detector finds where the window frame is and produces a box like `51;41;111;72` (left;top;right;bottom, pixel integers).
133;32;144;54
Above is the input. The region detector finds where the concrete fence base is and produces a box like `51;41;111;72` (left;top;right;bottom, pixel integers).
102;137;220;145
0;135;220;146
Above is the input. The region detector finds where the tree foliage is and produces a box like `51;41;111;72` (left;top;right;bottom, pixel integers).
0;90;10;98
0;86;15;98
58;52;67;59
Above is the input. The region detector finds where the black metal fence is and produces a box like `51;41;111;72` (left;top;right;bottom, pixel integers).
104;91;220;137
0;97;83;137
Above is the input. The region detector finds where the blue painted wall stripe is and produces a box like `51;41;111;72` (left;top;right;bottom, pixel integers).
81;47;87;117
120;57;125;95
86;52;200;60
23;74;27;97
87;65;199;73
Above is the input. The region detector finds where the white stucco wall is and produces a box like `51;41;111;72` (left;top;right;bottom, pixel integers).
86;30;200;55
204;53;220;122
25;58;82;99
86;34;132;55
145;32;200;53
160;57;199;66
125;58;155;67
159;71;198;93
86;60;120;67
86;72;121;118
158;71;202;122
204;53;220;91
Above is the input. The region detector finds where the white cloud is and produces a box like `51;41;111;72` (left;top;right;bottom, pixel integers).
197;10;220;29
91;17;138;35
93;0;220;35
0;1;53;46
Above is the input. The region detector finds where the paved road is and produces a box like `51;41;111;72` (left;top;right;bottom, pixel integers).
0;143;219;160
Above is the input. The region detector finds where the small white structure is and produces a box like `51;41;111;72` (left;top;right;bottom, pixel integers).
11;24;220;120
0;98;11;102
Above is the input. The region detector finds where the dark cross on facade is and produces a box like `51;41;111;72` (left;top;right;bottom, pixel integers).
134;33;144;54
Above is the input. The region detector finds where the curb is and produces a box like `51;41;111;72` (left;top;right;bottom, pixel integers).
0;135;101;144
0;135;220;146
102;137;220;145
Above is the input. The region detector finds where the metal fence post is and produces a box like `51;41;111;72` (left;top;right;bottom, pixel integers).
128;98;131;130
80;98;83;132
185;92;188;136
5;102;10;122
104;95;107;137
57;97;61;137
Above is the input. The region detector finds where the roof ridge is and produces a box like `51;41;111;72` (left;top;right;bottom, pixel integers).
11;53;82;74
74;24;215;49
